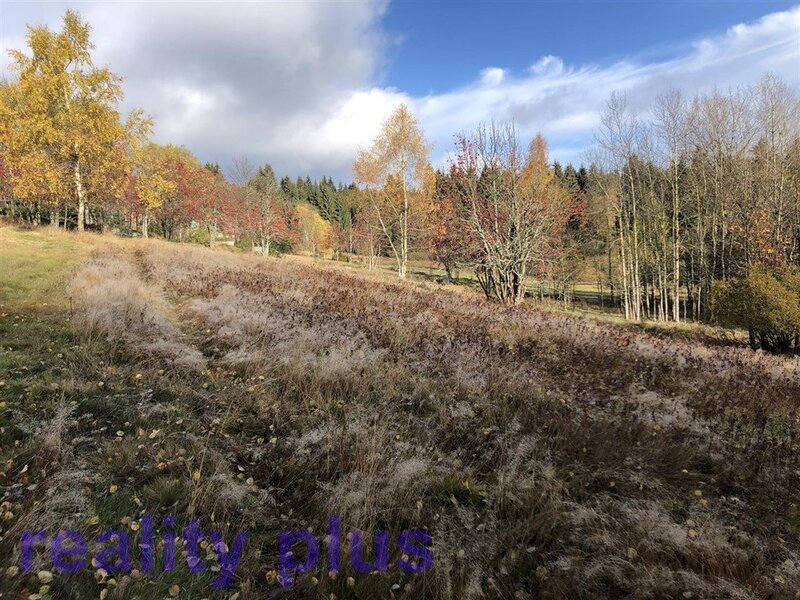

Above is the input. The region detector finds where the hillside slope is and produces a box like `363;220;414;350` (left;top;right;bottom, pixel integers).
1;228;799;600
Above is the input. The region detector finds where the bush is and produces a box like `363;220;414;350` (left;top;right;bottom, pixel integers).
182;224;211;246
712;265;800;354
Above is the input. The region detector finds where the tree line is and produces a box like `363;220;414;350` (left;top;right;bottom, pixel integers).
1;11;799;351
0;11;349;256
590;81;800;322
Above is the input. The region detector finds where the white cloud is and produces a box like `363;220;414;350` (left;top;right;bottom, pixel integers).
2;3;798;178
408;5;800;167
1;1;390;179
271;87;412;173
530;55;564;77
480;67;506;86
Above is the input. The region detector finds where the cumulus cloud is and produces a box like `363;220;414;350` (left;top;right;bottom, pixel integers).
2;2;798;178
1;1;390;178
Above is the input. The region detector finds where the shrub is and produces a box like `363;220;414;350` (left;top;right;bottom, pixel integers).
712;265;800;354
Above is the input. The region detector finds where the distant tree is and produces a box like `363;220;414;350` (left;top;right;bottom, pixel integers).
133;144;199;238
428;169;475;282
451;126;573;304
203;162;221;175
653;88;692;321
294;203;331;256
230;155;254;186
251;164;278;192
594;91;646;319
545;175;589;306
279;176;296;201
350;188;383;269
354;105;433;278
245;163;285;256
180;164;228;247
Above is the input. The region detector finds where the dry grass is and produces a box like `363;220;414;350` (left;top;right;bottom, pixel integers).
68;248;207;371
1;227;799;599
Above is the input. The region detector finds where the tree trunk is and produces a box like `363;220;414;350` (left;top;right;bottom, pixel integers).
444;263;453;284
673;200;681;322
74;157;86;233
142;212;149;238
399;170;409;279
619;226;631;320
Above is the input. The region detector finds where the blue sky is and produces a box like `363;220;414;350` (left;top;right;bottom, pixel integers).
1;1;799;179
382;1;798;95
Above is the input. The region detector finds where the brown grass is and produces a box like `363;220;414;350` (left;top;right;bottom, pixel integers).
2;229;799;599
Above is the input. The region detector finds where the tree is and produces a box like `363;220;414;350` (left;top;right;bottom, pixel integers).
594;92;646;320
354;105;432;278
428;169;475;282
580;75;800;323
0;73;68;223
203;162;221;175
754;74;800;266
293;203;330;256
244;163;285;256
450;125;572;304
133;144;187;238
152;149;202;240
0;10;138;231
653;89;692;321
177;162;227;247
250;164;278;192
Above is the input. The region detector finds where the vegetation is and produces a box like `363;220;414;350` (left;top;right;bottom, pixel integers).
0;10;799;597
446;127;579;304
354;105;432;279
2;227;800;600
713;265;800;354
590;82;800;322
2;11;799;347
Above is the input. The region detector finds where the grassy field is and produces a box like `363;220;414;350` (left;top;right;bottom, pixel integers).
325;253;618;310
1;226;799;600
301;252;738;348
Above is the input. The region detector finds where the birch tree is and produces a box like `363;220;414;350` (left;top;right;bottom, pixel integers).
353;105;432;279
1;10;135;231
595;93;645;320
653;89;692;321
247;164;284;256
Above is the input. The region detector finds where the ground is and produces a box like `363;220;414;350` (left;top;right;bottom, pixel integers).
1;226;799;600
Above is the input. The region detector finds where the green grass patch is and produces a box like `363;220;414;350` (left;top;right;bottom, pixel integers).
0;226;92;310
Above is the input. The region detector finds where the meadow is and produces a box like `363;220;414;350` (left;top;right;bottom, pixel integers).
1;226;800;600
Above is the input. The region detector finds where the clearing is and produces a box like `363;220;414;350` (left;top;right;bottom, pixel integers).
1;226;799;600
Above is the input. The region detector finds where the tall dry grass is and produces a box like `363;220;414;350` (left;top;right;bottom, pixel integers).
8;235;797;599
68;247;206;371
126;240;800;599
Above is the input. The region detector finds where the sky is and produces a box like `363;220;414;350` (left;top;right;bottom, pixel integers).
1;0;799;182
